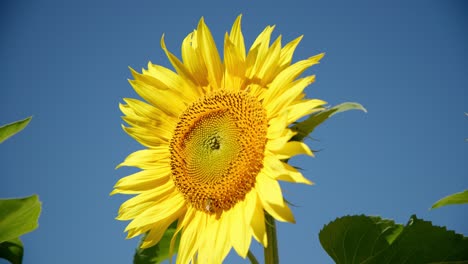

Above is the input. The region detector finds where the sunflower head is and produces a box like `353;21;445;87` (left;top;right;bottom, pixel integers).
114;15;326;263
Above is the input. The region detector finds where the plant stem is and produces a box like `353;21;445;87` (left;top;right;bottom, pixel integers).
264;212;279;264
247;250;260;264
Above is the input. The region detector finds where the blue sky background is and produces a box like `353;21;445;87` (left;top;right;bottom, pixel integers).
1;0;467;263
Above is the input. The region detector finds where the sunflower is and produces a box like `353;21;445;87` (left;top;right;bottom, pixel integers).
113;15;326;263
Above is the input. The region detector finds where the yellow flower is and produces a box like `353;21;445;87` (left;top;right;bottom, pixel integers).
113;15;326;263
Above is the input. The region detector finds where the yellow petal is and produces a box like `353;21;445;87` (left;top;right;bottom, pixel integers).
117;147;170;169
140;63;200;101
130;67;168;91
210;217;227;264
118;180;174;220
249;25;275;54
259;192;295;223
171;207;195;261
117;176;170;207
141;224;169;248
128;79;186;117
244;44;259;81
266;129;296;151
229;202;250;258
256;36;282;85
181;31;209;86
224;34;246;85
286;99;326;124
121;115;152;128
250;195;267;247
121;115;175;136
126;223;153;239
273;141;313;159
122;98;178;125
124;125;172;141
278;35;303;68
160;34;198;86
249;25;275;58
121;116;175;138
122;125;169;147
247;83;267;99
197;17;223;89
267;111;287;139
246;25;276;79
243;190;257;228
119;102;135;117
263;155;313;185
178;211;205;264
256;172;284;206
214;213;232;263
125;192;185;230
112;167;171;194
141;206;184;248
263;53;324;106
264;76;315;117
229;15;246;59
120;202;159;226
198;215;225;264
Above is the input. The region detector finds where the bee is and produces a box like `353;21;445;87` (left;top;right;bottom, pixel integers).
205;198;214;213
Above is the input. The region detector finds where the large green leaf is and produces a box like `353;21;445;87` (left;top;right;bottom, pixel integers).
319;215;403;264
319;215;468;264
0;116;32;143
291;102;366;142
134;221;180;264
431;190;468;209
366;215;468;263
0;195;42;243
0;238;23;264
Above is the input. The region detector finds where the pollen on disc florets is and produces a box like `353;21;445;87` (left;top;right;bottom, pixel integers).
170;90;268;214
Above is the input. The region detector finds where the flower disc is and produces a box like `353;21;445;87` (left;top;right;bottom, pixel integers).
170;90;268;214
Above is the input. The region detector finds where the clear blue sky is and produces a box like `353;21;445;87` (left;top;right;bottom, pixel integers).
1;0;467;263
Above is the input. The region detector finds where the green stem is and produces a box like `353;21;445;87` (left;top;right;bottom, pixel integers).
264;212;279;264
247;250;260;264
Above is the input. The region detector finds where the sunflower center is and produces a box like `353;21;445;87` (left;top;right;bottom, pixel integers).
170;90;268;214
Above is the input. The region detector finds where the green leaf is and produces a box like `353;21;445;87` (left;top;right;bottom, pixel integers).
291;102;366;142
366;215;468;263
0;195;42;243
0;116;32;143
0;238;23;264
134;221;180;264
319;215;468;264
319;215;403;264
431;190;468;209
